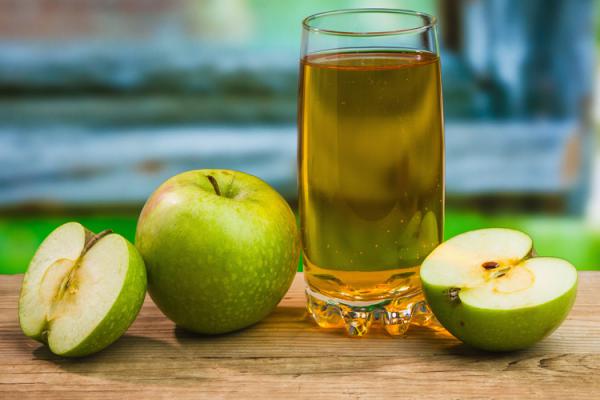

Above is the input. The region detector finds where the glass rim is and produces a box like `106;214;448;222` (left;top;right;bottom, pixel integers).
302;8;437;37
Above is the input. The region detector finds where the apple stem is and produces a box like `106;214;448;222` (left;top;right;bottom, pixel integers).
83;229;113;254
447;287;461;303
207;175;221;196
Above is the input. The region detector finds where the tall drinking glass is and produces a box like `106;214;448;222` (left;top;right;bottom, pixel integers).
298;9;444;336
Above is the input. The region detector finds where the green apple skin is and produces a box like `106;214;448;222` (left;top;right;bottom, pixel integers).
135;169;300;334
58;240;147;357
423;280;577;352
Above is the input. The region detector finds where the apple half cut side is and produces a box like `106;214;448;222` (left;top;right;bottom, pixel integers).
421;228;577;351
18;222;147;357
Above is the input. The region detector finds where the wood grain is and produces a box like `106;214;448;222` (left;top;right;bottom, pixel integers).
1;273;599;399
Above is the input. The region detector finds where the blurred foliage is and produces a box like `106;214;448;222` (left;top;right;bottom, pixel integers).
0;0;597;274
0;215;138;275
1;210;598;275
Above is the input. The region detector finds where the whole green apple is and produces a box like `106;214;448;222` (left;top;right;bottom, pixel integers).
19;222;147;357
421;228;577;351
135;169;299;334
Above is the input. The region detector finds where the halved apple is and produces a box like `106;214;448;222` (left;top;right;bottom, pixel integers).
19;222;147;357
421;228;577;351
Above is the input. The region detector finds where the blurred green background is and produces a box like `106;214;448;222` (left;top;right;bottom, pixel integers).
2;210;599;274
1;0;599;273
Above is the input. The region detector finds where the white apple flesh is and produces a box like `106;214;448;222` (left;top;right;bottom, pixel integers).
421;228;577;351
19;222;147;357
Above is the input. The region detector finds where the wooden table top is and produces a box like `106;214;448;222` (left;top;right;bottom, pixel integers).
1;272;599;399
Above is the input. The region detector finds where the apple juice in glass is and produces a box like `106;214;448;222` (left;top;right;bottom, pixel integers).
298;9;444;336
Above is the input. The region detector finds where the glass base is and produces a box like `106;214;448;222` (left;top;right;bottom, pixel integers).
306;287;441;337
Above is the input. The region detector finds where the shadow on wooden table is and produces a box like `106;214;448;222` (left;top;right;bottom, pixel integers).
32;334;177;361
31;334;228;387
25;316;544;392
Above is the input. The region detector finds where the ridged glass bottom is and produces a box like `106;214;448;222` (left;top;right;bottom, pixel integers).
306;287;442;337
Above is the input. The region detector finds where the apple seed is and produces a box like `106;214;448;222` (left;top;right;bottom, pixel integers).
490;266;511;279
482;261;499;270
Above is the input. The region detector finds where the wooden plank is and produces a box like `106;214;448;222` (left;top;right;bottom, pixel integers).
0;122;575;209
1;272;599;399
